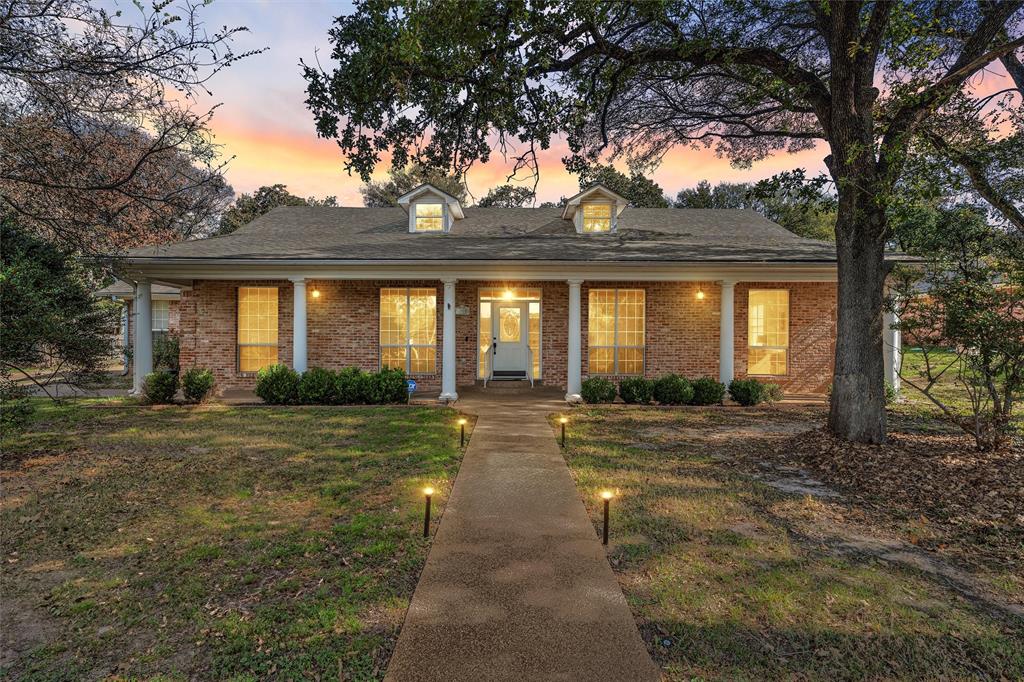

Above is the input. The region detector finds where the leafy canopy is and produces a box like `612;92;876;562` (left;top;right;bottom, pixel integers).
360;164;466;207
216;185;338;236
476;184;536;207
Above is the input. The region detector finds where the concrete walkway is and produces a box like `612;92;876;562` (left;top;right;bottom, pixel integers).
385;387;660;681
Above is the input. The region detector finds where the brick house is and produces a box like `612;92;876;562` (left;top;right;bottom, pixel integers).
114;184;905;401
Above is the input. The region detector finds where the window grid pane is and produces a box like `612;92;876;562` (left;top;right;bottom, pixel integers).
380;288;437;374
414;203;444;232
478;301;492;379
747;290;789;376
581;203;612;233
237;287;279;372
588;288;644;375
151;300;170;332
528;301;540;380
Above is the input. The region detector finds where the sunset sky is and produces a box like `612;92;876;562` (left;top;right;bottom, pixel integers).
183;0;1012;205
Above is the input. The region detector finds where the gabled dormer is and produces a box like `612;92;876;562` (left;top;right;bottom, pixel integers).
396;183;465;233
561;184;629;234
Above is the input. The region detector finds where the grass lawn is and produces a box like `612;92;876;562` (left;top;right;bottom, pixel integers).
559;406;1023;680
2;400;469;680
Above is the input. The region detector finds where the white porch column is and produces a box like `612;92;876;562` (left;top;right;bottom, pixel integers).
291;278;308;373
883;297;902;394
132;280;153;394
566;279;583;402
719;280;736;386
440;278;458;402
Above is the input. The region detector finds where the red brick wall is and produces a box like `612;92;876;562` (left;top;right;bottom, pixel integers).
176;278;837;397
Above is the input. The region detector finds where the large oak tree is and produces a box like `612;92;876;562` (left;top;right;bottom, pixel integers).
304;0;1023;442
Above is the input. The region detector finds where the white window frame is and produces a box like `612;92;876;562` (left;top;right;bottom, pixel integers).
575;200;615;233
236;286;279;374
151;299;170;333
747;289;790;377
588;288;645;375
411;201;448;233
379;287;437;375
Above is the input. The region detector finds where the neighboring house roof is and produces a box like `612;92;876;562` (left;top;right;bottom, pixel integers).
119;206;863;264
94;279;181;299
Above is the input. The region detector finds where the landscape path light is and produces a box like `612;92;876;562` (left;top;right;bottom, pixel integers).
559;416;568;448
458;417;467;448
423;487;434;538
600;490;614;545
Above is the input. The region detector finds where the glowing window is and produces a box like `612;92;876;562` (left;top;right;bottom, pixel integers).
588;289;644;375
414;203;445;232
380;288;436;374
748;290;789;375
581;202;613;232
238;287;278;372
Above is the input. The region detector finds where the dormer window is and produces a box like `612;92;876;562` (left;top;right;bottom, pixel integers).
414;203;445;232
562;184;629;234
581;202;613;233
396;183;465;233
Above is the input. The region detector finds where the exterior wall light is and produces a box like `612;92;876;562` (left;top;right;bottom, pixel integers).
311;288;321;299
696;287;705;301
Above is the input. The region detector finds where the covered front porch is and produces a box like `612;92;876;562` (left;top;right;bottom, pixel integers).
123;262;892;402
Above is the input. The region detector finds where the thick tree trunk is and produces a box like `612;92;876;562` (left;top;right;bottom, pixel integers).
828;191;888;443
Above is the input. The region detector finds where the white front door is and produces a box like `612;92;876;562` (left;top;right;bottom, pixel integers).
492;301;529;373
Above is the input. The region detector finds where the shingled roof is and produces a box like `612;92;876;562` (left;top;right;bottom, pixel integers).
121;206;842;263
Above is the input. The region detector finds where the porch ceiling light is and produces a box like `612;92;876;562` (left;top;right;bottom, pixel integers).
502;289;514;300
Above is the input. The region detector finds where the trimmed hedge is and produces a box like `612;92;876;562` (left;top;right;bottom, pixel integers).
143;371;178;404
181;367;215;403
690;377;726;406
255;364;300;404
258;365;409;405
581;377;617;403
619;376;653;404
652;374;693;405
298;367;336;404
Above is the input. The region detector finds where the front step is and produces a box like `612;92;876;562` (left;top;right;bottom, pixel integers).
491;370;529;381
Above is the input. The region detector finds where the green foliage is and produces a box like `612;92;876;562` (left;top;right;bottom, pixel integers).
359;164;465;207
334;367;365;404
884;382;898;406
763;382;784;405
675;180;750;209
153;333;180;373
0;372;32;434
690;377;726;406
889;206;1023;450
254;365;300;405
477;184;536;207
728;378;777;406
357;367;408;405
143;371;178;404
216;184;337;236
652;374;694;405
576;165;669;207
0;216;119;389
618;376;654;404
747;170;837;241
181;367;215;403
297;367;337;404
581;377;617;404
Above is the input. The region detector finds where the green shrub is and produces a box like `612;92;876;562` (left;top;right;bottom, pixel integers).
334;367;364;404
254;364;300;404
375;367;408;404
181;367;215;403
619;376;653;404
884;381;897;405
143;371;178;404
298;367;337;404
763;382;784;404
652;374;693;405
153;333;180;373
690;377;726;405
728;378;768;406
581;377;617;403
0;372;32;434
